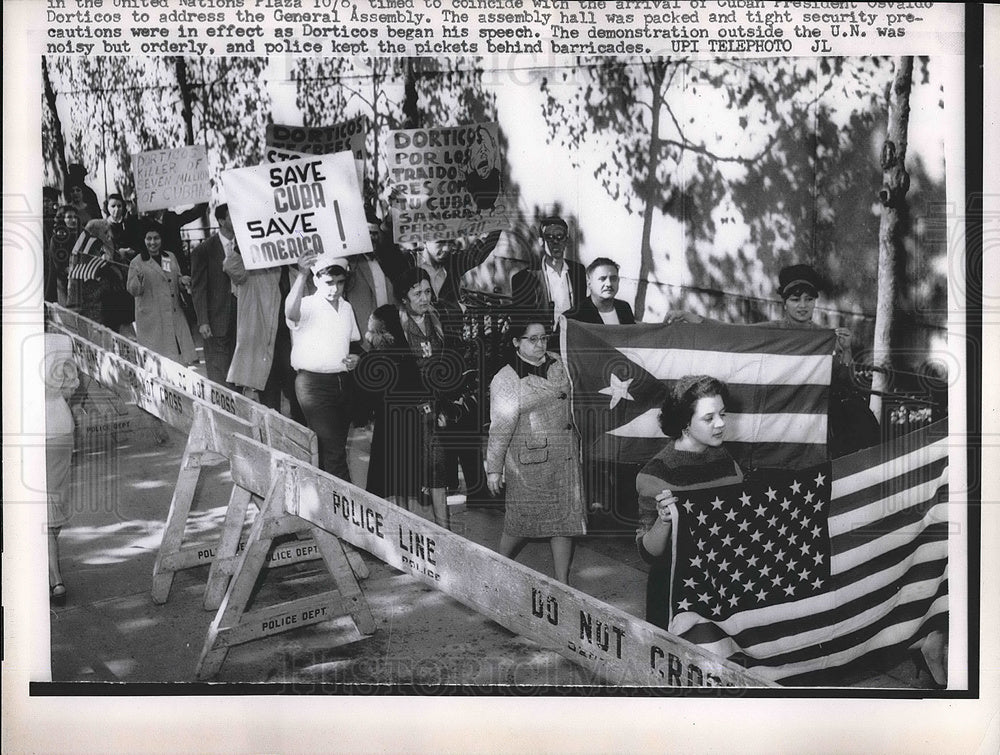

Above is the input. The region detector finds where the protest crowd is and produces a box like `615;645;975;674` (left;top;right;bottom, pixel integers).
42;125;947;688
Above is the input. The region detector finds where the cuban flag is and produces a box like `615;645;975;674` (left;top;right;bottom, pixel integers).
561;320;836;471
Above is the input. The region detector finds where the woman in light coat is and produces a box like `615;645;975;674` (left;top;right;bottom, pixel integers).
126;220;196;364
486;319;586;584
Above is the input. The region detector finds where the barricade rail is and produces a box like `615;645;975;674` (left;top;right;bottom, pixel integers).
44;302;773;687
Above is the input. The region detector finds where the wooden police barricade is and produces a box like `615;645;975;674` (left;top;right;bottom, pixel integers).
44;303;369;610
197;439;774;686
197;436;376;678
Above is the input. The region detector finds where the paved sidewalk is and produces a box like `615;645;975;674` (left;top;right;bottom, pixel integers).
48;402;926;689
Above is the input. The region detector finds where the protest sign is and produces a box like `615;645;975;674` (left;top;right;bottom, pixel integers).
132;145;210;213
388;122;509;244
266;116;368;183
222;152;371;271
263;145;315;165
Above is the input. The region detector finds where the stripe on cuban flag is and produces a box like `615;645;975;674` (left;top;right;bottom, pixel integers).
562;319;835;471
666;420;950;686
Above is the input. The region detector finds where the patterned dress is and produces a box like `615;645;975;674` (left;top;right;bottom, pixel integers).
487;354;586;538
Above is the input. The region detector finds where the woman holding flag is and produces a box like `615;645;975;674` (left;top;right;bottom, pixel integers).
752;263;879;457
635;375;744;630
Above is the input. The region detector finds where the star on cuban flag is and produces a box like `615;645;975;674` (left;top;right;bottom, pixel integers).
599;373;636;409
560;318;836;470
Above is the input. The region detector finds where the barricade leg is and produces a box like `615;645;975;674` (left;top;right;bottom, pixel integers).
196;467;376;679
150;418;207;605
196;489;273;679
312;527;376;635
203;485;255;611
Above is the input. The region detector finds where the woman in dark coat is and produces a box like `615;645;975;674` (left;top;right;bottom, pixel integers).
355;304;430;512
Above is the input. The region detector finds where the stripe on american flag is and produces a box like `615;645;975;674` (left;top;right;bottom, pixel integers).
667;420;949;684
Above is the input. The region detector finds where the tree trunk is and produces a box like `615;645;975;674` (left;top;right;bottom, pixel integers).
174;56;196;146
633;62;667;322
402;57;420;129
869;56;913;423
41;56;69;187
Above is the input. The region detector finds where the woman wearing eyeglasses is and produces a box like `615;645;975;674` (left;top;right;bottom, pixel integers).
486;318;586;584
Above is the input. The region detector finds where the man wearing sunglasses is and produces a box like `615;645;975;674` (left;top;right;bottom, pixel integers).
511;216;588;326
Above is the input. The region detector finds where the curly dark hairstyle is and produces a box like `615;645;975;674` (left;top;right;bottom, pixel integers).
658;375;729;438
367;304;408;351
392;266;431;304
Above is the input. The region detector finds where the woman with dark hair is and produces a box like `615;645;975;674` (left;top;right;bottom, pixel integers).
391;266;467;529
635;375;744;629
756;264;853;359
126;220;195;364
47;204;81;305
486;318;585;584
355;304;428;512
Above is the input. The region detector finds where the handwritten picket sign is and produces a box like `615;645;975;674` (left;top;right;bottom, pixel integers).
388;122;511;243
280;455;773;687
266;117;368;185
223;152;371;271
133;145;211;213
267;116;367;170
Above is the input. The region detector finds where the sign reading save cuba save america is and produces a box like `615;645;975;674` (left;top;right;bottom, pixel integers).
222;152;371;271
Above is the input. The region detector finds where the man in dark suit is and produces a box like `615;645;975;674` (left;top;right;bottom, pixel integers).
510;215;588;325
565;257;638;528
567;257;637;325
191;204;238;387
345;206;394;342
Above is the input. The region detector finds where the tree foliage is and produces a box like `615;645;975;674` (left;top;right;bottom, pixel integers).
44;56;271;204
538;56;930;321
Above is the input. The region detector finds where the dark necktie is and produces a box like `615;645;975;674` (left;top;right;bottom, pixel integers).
279;264;291;299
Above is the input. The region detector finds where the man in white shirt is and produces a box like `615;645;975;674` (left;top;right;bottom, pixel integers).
286;250;361;481
510;216;588;326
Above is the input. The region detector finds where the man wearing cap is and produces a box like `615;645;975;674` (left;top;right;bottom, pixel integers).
511;216;588;325
286;250;362;481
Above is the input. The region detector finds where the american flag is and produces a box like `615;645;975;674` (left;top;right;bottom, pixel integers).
667;419;949;685
562;319;836;471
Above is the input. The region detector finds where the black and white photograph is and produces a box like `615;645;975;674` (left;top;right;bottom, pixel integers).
3;1;996;752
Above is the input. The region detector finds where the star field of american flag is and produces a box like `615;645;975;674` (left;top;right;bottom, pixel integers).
670;465;833;623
